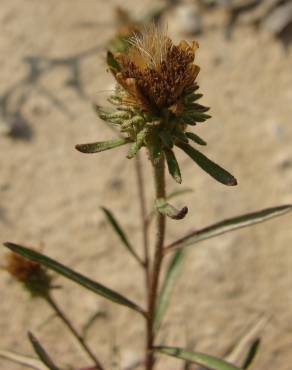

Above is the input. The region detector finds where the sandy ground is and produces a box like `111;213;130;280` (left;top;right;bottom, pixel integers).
1;1;292;369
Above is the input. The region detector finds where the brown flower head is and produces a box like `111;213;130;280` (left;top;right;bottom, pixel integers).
4;251;52;297
111;24;201;114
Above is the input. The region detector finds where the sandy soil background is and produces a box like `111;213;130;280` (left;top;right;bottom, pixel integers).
1;1;292;369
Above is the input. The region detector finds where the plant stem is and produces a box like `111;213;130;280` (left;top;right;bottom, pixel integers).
45;294;104;370
135;153;150;291
145;153;166;370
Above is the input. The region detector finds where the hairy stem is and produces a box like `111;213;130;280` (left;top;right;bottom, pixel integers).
135;153;150;291
45;295;104;370
145;153;166;370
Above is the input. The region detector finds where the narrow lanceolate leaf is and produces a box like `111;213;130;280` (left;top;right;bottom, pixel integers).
101;207;143;265
75;137;129;154
186;132;207;146
156;198;188;220
147;188;193;226
28;332;60;370
127;130;146;159
3;243;145;316
154;347;242;370
189;103;210;113
160;131;174;148
242;338;261;369
176;141;237;186
154;250;184;331
190;112;211;121
164;149;182;184
173;130;189;142
0;349;47;370
166;205;292;251
186;93;203;103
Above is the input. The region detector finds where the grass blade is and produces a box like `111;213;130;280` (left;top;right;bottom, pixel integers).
166;205;292;251
101;207;143;265
28;332;60;370
176;141;237;186
3;242;145;316
154;250;184;331
75;138;129;154
155;346;242;370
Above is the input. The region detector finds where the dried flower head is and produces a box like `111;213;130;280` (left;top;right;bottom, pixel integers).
4;251;52;297
76;25;237;187
113;25;201;113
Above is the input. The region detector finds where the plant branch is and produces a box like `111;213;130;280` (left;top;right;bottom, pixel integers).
145;153;166;370
45;294;104;370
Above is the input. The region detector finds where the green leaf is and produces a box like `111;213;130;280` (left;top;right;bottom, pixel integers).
166;205;292;251
242;338;261;369
179;114;197;126
176;141;237;186
28;332;60;370
147;188;193;226
107;51;121;72
164;149;182;184
154;250;184;331
173;130;189;142
189;103;210;113
75;137;129;154
101;207;143;265
155;346;242;370
127;130;146;159
186;132;207;146
188;112;211;122
160;131;174;148
185;93;203;103
3;243;145;316
156;198;188;220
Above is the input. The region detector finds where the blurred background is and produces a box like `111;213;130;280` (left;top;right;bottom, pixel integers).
1;0;292;369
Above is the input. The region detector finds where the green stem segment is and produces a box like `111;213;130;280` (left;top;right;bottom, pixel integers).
146;153;166;370
45;295;104;370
